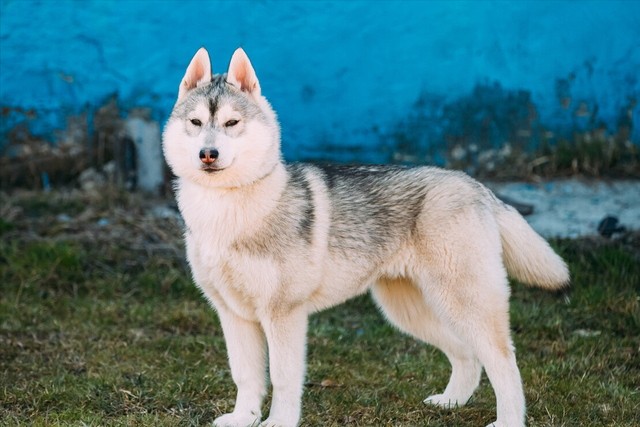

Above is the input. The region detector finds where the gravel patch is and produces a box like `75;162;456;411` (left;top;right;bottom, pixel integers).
487;180;640;238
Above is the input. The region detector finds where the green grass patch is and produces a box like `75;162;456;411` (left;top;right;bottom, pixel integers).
0;218;15;235
1;236;639;426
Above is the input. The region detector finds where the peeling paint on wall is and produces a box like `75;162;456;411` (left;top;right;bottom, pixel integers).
1;0;639;164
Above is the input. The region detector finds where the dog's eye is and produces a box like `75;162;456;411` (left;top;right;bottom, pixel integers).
190;119;202;126
225;119;239;127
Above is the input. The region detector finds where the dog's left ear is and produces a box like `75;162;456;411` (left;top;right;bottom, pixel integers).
179;47;212;100
227;48;261;99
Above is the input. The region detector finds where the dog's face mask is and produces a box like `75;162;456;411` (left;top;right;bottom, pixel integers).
162;47;281;189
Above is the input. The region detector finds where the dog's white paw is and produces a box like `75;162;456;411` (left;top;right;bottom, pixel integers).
258;418;297;427
484;422;512;427
423;393;465;408
213;412;261;427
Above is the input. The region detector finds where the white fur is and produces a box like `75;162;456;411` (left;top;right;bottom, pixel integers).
163;48;569;427
496;205;570;288
227;48;261;100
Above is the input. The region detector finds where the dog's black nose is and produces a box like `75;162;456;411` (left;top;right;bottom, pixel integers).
199;149;219;164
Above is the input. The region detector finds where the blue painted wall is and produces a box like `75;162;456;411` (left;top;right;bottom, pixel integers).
1;0;639;163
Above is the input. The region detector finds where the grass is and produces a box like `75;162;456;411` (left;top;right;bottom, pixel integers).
1;190;639;426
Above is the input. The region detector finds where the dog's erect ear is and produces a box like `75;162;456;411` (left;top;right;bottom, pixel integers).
227;48;261;98
178;47;212;100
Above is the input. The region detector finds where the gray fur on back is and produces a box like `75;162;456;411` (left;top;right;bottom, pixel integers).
264;163;496;275
310;163;428;258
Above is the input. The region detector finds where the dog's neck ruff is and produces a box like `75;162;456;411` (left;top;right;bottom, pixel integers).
176;161;287;253
246;160;281;187
208;159;283;193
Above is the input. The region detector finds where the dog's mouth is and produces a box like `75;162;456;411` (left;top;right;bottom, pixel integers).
201;160;232;174
202;167;226;174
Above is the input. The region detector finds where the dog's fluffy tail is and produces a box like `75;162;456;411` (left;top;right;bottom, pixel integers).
495;203;570;289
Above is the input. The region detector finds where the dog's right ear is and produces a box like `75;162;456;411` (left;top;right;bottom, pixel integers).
178;47;212;100
227;48;261;100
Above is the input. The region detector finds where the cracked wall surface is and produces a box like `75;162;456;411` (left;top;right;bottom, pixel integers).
1;0;639;163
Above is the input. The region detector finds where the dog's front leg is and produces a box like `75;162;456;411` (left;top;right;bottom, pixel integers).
213;307;267;427
260;308;308;427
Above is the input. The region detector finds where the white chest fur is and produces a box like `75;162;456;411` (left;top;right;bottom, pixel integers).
176;168;287;320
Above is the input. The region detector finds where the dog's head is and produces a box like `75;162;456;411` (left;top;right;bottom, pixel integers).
163;47;281;188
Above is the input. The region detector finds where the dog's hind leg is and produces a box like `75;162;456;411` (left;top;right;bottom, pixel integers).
372;277;482;408
416;274;524;427
414;215;526;427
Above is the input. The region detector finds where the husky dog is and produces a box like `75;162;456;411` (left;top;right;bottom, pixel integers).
162;47;569;427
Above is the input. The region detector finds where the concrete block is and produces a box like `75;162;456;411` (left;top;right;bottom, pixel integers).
125;116;163;194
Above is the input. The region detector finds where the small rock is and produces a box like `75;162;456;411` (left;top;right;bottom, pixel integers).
79;167;106;193
497;195;534;216
305;378;339;388
103;160;117;181
499;143;512;158
451;144;467;161
597;216;626;238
